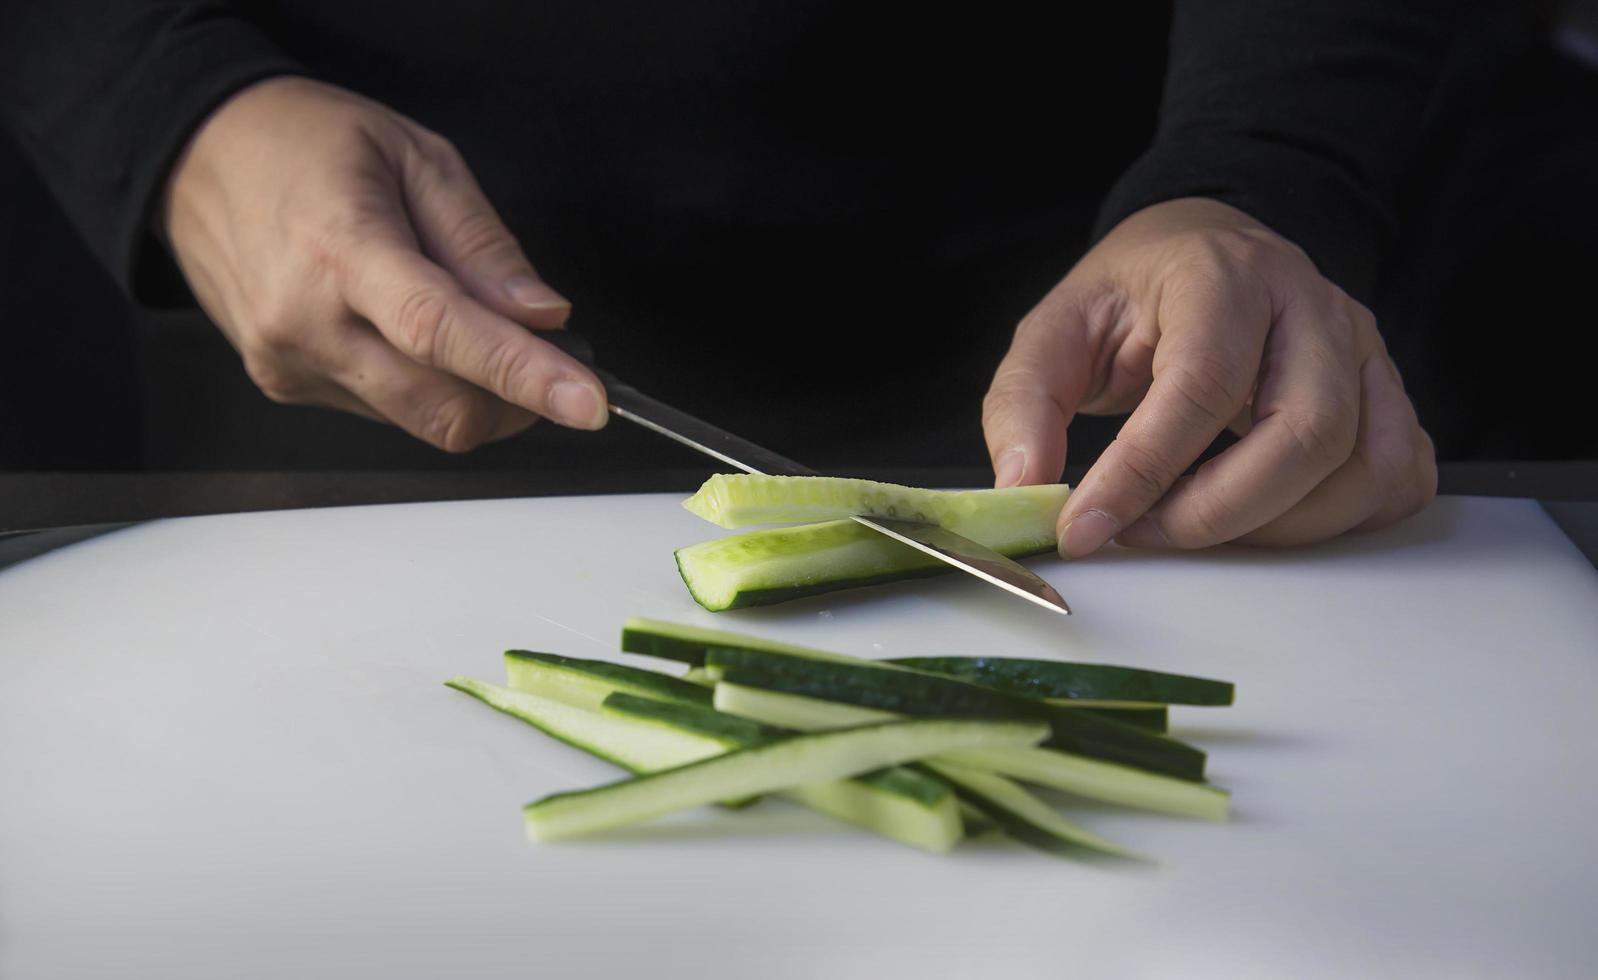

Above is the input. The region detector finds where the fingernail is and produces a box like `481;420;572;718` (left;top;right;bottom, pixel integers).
505;274;570;311
1059;509;1119;558
1115;516;1171;549
548;381;607;430
994;449;1026;488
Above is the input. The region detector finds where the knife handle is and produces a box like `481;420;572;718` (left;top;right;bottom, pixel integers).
534;328;817;477
541;329;597;368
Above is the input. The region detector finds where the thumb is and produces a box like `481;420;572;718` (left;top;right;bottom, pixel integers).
398;130;571;329
981;295;1092;489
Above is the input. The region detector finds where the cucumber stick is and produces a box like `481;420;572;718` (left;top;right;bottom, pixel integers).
627;618;1191;766
890;656;1234;707
602;694;963;852
924;761;1144;861
504;649;712;710
523;718;1048;841
714;680;1228;821
447;676;732;775
684;474;1071;531
689;674;1137;858
621;616;862;669
707;652;1207;781
674;476;1069;611
676;520;1058;611
452;675;964;849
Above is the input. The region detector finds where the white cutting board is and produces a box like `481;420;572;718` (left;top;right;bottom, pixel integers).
2;494;1595;980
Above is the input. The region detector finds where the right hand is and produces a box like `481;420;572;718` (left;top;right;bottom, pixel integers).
161;76;607;451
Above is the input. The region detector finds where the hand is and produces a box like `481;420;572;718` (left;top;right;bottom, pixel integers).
161;77;607;451
983;198;1436;555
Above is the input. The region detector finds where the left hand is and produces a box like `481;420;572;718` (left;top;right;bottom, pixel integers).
982;197;1437;555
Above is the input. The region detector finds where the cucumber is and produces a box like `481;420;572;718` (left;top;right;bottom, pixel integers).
713;680;900;730
523;717;1049;841
504;650;712;710
675;476;1068;610
889;656;1234;707
938;744;1229;822
677;519;1058;611
680;666;718;688
707;652;1207;781
621;617;860;669
923;761;1143;861
684;474;1071;531
446;677;732;774
601;693;964;852
600;691;785;745
1079;706;1168;732
714;680;1228;821
626;619;1192;768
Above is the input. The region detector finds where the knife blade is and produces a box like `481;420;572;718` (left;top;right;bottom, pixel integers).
548;331;1071;615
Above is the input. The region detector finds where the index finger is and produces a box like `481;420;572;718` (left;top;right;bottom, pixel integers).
342;241;608;430
1057;271;1271;557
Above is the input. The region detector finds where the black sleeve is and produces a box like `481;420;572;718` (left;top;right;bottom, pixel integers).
1093;0;1479;303
0;1;302;306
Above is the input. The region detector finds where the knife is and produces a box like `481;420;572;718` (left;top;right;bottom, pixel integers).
546;331;1071;615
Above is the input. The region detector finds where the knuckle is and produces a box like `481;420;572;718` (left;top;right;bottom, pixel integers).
301;206;386;283
391;285;457;363
1109;437;1177;505
1280;407;1356;468
415;129;461;167
446;209;514;264
482;340;536;403
981;381;1029;425
248;307;301;356
1402;437;1440;513
420;391;487;454
242;352;305;405
1173;492;1235;548
1346;297;1379;335
1165;354;1251;426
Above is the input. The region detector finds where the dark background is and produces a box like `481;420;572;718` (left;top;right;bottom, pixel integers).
2;3;1595;474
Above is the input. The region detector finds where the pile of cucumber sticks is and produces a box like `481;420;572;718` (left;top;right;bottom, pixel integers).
449;619;1234;861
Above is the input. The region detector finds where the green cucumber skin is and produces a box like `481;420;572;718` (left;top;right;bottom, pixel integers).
676;540;1055;611
620;617;857;668
505;650;712;706
522;717;1048;841
601;692;787;746
621;621;1180;735
889;656;1235;707
923;763;1142;861
1080;706;1168;733
711;654;1207;782
448;677;647;774
715;680;1229;821
603;693;953;811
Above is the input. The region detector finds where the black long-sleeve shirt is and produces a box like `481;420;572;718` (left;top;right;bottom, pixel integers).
0;1;1474;464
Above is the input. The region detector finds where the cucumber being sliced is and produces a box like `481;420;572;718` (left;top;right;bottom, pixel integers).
504;650;712;710
889;656;1235;707
684;474;1071;530
522;717;1049;841
677;519;1060;611
924;761;1143;861
674;476;1067;610
707;652;1207;781
600;693;964;852
714;680;1229;821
